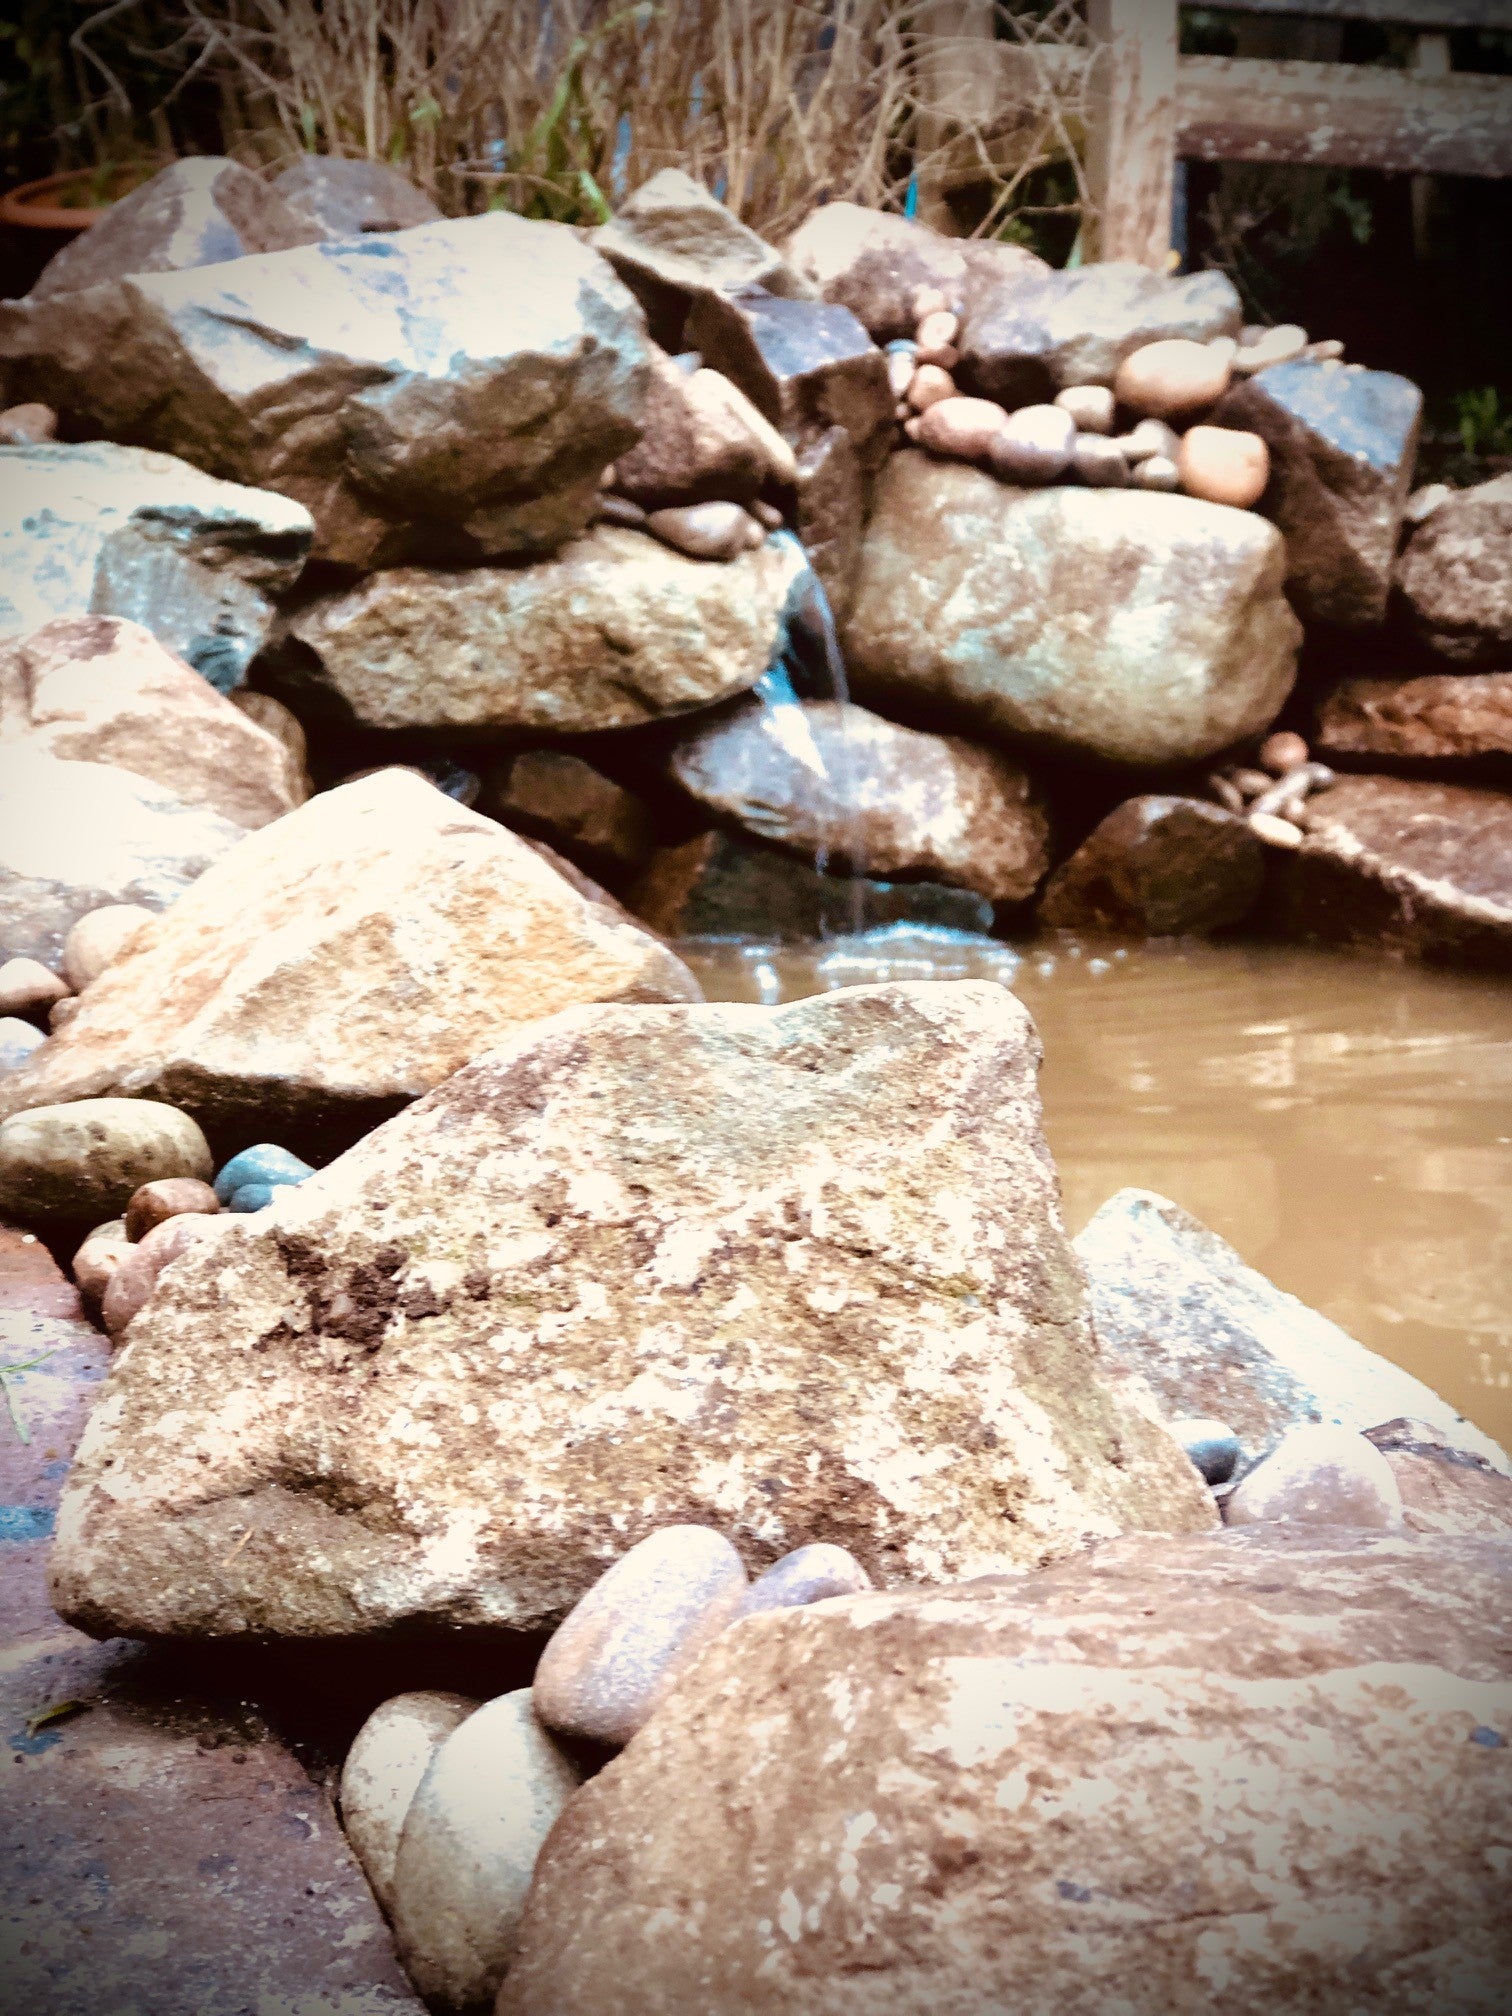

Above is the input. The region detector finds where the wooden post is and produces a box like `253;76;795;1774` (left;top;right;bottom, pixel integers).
1411;32;1451;259
1084;0;1179;268
913;0;1000;232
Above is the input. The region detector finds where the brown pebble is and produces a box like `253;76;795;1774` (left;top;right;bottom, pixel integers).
102;1211;222;1337
1258;731;1310;775
72;1218;132;1309
124;1176;221;1243
0;401;58;445
1227;767;1275;800
906;363;956;412
913;342;959;371
49;995;82;1031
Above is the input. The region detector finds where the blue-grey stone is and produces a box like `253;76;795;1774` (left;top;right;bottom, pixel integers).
0;1017;44;1073
213;1143;314;1204
1215;359;1423;629
226;1182;279;1214
1170;1416;1241;1486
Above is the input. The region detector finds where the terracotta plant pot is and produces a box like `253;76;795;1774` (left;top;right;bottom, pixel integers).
0;164;161;234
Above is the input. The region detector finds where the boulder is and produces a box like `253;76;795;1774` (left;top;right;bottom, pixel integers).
626;829;996;939
26;157;320;302
1;615;304;827
1393;473;1512;665
0;215;650;570
1315;669;1512;766
339;1689;478;1919
958;260;1241;409
0;748;248;972
845;452;1300;768
1266;772;1512;971
484;752;653;880
611;346;796;508
668;697;1050;902
0;770;700;1153
0;442;313;692
499;1529;1512;2016
1075;1188;1509;1473
1039;795;1265;936
0;1096;212;1234
1213;358;1423;629
281;526;805;734
590;169;810;348
47;982;1215;1643
269;155;442;238
1366;1419;1512;1538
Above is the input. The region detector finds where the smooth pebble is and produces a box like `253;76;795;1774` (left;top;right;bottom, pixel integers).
339;1690;479;1919
213;1144;315;1205
742;1543;874;1614
1224;1424;1406;1530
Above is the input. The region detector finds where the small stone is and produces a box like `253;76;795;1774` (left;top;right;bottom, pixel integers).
49;996;81;1031
906;363;956;412
1177;425;1270;510
987;404;1076;486
532;1525;749;1750
339;1691;478;1920
1258;731;1310;775
1403;483;1450;527
915;309;959;352
886;350;915;399
389;1690;583;2013
0;957;70;1021
595;492;648;528
0;1017;44;1072
212;1144;315;1206
0;401;58;445
912;286;951;320
752;500;785;531
124;1176;221;1243
1229;766;1275;799
644;500;764;562
1119;417;1182;465
62;905;155;991
1233;323;1308;376
1249;810;1305;849
71;1217;131;1309
1303;339;1345;362
915;341;959;371
1055;384;1116;435
1171;1417;1241;1486
742;1543;874;1615
101;1210;223;1337
1072;434;1129;487
1115;338;1232;418
226;1182;278;1214
0;1098;213;1232
885;338;920;358
909;395;1012;463
1224;1424;1406;1530
1133;455;1180;493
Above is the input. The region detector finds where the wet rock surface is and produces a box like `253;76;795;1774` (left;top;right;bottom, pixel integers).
1214;358;1423;630
1040;795;1265;936
0;770;698;1151
500;1528;1512;2016
45;983;1212;1645
0;442;313;692
1266;772;1512;970
0;214;649;570
1393;473;1512;666
283;526;804;733
846;452;1300;767
669;697;1050;902
1316;668;1512;766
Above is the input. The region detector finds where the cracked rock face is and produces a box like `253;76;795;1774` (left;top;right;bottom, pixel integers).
498;1528;1512;2016
47;981;1213;1644
0;214;649;570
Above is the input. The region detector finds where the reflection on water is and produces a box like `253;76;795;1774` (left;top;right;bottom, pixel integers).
681;927;1512;1448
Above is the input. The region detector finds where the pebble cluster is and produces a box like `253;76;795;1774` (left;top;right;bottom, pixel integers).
1204;729;1338;848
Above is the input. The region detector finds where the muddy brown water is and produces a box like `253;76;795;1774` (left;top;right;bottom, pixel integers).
680;928;1512;1450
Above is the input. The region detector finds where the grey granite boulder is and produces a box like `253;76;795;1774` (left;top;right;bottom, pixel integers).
1394;474;1512;666
270;156;442;238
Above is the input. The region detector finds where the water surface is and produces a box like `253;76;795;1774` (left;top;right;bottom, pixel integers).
681;930;1512;1449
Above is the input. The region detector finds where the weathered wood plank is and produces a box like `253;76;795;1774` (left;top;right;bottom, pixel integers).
1086;0;1180;267
1177;54;1512;178
1206;0;1509;28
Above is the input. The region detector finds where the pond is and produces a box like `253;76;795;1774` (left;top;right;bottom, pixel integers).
683;929;1512;1449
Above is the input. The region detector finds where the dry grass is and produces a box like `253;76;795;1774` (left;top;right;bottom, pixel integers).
162;0;1090;242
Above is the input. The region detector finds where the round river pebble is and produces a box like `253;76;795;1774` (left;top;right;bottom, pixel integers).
340;1690;479;1919
1224;1424;1406;1531
989;404;1076;485
62;904;155;992
0;1098;213;1230
124;1176;221;1243
1178;425;1270;510
1115;338;1232;418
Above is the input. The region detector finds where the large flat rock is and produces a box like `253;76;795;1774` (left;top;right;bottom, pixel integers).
1316;668;1512;768
0;214;650;570
0;441;313;692
844;451;1300;768
47;982;1214;1645
0;768;699;1152
501;1528;1512;2016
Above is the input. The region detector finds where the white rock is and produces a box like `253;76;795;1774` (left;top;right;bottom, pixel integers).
340;1690;478;1919
62;905;154;991
1225;1424;1406;1530
1055;384;1116;434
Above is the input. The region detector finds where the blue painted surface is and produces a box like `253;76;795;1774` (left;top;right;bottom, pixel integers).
0;1503;55;1542
213;1145;314;1205
1255;360;1423;472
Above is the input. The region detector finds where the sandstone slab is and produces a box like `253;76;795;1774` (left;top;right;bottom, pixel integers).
0;749;249;972
1393;473;1512;665
1075;1188;1509;1473
1316;668;1512;767
500;1528;1512;2016
1039;794;1264;936
0;442;313;692
1;615;304;827
1267;772;1512;971
270;155;443;238
47;982;1214;1643
0;769;699;1152
283;526;805;733
0;214;650;570
1214;358;1423;629
845;452;1300;768
27;157;320;301
669;696;1050;902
